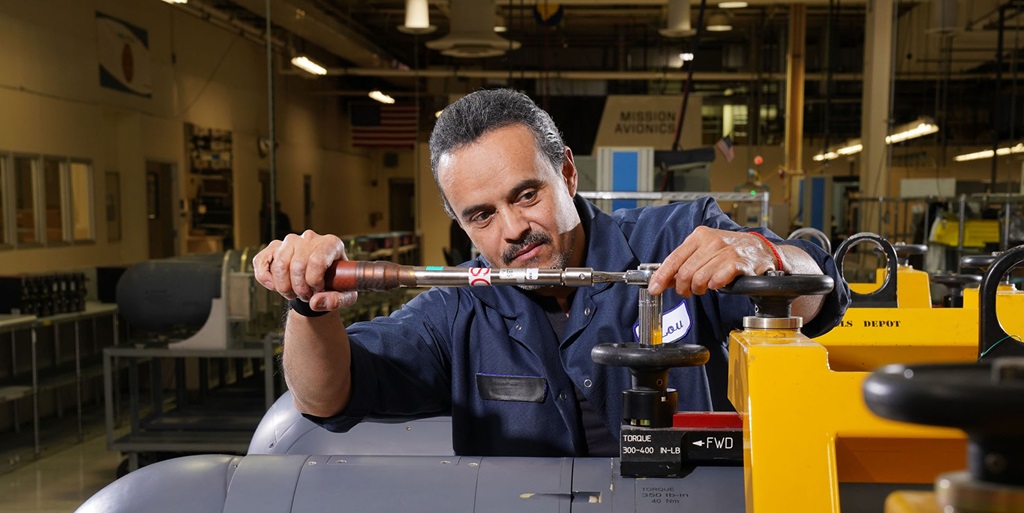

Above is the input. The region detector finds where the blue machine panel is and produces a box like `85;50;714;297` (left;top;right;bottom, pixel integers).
611;151;640;211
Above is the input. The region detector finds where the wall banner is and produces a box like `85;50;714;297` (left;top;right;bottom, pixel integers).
96;11;152;98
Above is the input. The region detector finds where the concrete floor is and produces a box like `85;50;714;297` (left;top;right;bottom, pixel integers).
0;434;121;513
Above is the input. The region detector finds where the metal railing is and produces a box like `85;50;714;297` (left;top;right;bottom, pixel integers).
579;191;770;228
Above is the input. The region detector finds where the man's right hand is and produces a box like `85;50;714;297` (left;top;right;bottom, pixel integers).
252;230;359;313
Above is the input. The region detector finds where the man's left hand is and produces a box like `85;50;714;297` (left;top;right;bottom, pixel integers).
647;226;781;297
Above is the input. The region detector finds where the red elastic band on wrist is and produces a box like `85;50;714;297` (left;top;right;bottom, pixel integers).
750;232;784;272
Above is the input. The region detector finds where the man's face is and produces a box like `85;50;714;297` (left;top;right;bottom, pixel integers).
436;124;582;272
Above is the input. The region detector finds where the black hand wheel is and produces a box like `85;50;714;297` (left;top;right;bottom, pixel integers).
893;242;928;267
591;343;709;428
929;272;982;307
787;227;832;254
864;360;1024;486
833;232;899;308
719;273;834;328
961;253;1000;271
591;343;709;370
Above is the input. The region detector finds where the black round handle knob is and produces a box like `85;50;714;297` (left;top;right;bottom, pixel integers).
719;273;834;321
893;242;928;257
591;343;710;429
864;361;1024;435
719;274;835;297
961;253;1000;270
864;360;1024;486
591;343;709;370
929;272;982;288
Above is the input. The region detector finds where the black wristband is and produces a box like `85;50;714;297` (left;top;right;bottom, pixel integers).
288;298;331;318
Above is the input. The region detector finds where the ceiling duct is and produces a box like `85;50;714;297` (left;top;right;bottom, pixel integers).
660;0;695;38
927;0;957;34
426;0;520;58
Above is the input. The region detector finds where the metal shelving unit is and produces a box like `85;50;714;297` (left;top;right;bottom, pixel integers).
0;302;119;467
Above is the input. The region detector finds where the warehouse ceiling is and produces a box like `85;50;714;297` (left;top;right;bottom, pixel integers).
191;0;1024;148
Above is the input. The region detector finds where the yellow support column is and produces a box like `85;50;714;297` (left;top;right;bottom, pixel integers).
859;0;894;234
785;4;806;177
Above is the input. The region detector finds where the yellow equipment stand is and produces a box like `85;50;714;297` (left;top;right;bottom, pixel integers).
728;328;966;513
727;246;1024;513
819;234;978;367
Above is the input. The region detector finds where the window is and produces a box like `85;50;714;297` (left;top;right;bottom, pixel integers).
69;161;94;241
0;156;7;246
13;156;38;245
43;158;65;243
4;155;94;247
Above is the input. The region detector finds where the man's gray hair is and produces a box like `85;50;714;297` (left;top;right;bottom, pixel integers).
428;89;566;218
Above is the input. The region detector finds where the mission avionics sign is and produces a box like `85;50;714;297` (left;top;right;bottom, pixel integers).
593;95;702;150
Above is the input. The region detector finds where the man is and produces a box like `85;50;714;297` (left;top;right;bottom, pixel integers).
253;89;850;457
261;201;294;242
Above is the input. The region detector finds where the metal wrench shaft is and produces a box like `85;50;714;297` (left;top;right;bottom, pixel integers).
325;260;650;292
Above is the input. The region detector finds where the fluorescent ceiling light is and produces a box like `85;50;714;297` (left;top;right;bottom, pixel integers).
885;117;939;144
369;90;396;104
954;143;1024;162
680;52;695;62
435;110;443;118
813;141;863;161
161;0;188;4
813;117;939;161
836;143;863;155
291;56;327;76
494;25;507;33
718;1;748;8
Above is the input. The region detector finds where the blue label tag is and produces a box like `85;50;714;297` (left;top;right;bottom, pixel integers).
426;266;444;271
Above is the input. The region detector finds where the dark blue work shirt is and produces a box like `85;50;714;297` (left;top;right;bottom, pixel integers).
306;196;849;456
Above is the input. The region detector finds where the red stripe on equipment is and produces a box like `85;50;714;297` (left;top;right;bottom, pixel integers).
672;412;743;429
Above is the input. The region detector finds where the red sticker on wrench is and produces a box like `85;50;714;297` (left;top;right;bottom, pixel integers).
469;267;492;286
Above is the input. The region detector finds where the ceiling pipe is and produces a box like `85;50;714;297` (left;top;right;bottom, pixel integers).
229;0;397;69
280;67;997;81
176;0;286;49
493;0;855;4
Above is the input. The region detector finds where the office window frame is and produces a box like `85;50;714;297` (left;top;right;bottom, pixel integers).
68;159;95;243
12;154;42;247
0;154;10;249
42;156;70;245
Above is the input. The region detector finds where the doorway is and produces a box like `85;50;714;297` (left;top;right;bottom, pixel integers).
388;179;415;232
146;161;177;259
259;170;270;242
303;174;313;232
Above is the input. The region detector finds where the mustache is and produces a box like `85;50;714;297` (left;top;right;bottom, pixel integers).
502;231;552;265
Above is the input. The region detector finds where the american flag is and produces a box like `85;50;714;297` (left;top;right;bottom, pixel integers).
715;134;735;163
350;103;419;148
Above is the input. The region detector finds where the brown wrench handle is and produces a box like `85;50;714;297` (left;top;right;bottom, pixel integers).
325;261;416;292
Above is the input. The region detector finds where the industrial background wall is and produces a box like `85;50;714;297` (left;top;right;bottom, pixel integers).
0;0;424;275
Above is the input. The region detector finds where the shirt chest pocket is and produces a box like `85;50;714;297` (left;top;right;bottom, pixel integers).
476;374;548;403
